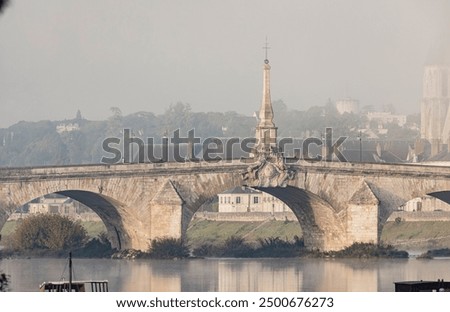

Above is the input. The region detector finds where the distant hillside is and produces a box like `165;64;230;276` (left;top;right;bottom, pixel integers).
0;104;254;167
0;101;418;167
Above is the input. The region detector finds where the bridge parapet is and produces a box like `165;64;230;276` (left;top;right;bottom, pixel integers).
1;160;449;181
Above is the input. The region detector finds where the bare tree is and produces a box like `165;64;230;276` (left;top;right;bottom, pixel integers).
0;0;9;14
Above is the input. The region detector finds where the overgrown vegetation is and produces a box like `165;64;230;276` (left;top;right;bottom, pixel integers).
0;215;114;258
147;237;190;259
0;216;419;260
322;242;409;258
192;238;407;259
417;248;450;259
10;214;88;251
193;236;306;258
72;232;115;258
0;272;9;292
111;237;190;259
253;236;305;257
0;219;107;239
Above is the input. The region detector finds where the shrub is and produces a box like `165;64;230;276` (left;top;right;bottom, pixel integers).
221;236;253;257
73;232;114;258
254;236;306;257
417;248;450;259
10;214;88;251
325;242;408;258
0;272;9;292
148;237;190;259
192;243;219;257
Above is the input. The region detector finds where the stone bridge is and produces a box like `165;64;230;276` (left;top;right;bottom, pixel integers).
1;160;450;251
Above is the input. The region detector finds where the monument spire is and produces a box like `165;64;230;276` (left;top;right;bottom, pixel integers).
255;38;277;154
242;40;295;188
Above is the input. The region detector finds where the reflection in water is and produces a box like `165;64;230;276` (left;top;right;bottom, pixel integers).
217;259;302;291
1;257;449;292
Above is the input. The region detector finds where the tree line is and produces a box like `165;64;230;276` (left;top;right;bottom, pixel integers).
0;102;419;167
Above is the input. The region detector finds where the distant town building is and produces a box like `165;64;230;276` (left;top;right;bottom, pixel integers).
366;111;407;128
56;122;80;133
217;186;290;214
335;98;359;115
399;195;450;212
10;194;100;221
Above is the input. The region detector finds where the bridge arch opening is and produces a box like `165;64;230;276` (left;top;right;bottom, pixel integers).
380;191;450;252
185;184;346;252
0;190;130;251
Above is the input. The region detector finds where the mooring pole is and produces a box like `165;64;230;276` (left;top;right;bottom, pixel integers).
69;252;72;292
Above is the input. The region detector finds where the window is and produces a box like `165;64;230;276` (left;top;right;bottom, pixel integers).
253;196;259;204
236;196;241;204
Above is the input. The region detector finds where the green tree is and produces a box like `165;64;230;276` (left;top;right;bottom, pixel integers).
162;102;193;134
11;214;88;251
107;107;123;136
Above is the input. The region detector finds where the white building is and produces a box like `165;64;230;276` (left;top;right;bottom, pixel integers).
335;98;359;115
56;122;80;134
13;194;101;221
399;195;450;212
218;186;289;214
366;111;407;128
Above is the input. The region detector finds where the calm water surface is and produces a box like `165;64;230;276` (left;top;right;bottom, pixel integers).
1;257;449;292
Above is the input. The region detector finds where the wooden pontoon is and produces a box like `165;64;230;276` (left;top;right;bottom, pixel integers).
39;252;108;292
39;280;109;292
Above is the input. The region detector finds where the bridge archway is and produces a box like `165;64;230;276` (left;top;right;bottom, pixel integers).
0;190;131;250
253;186;346;250
380;190;450;250
428;191;450;205
182;178;346;251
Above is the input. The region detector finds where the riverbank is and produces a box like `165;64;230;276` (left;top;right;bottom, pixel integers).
189;219;450;252
2;219;449;259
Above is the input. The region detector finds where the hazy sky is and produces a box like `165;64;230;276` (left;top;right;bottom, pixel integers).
1;0;449;128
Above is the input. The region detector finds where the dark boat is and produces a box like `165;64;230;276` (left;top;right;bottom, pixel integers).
394;279;450;292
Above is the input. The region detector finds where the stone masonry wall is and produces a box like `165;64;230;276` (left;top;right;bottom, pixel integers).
388;211;450;222
194;211;298;222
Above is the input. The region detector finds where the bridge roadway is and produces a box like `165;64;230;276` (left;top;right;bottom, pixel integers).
1;160;449;251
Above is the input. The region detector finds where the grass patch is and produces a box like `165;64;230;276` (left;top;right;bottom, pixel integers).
381;221;450;250
187;219;302;250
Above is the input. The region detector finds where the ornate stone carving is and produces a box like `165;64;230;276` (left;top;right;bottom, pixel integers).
242;153;296;187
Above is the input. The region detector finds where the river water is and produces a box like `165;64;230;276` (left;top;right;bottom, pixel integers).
1;257;450;292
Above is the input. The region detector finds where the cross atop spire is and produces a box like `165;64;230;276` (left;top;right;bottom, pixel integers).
254;39;277;155
263;37;270;64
